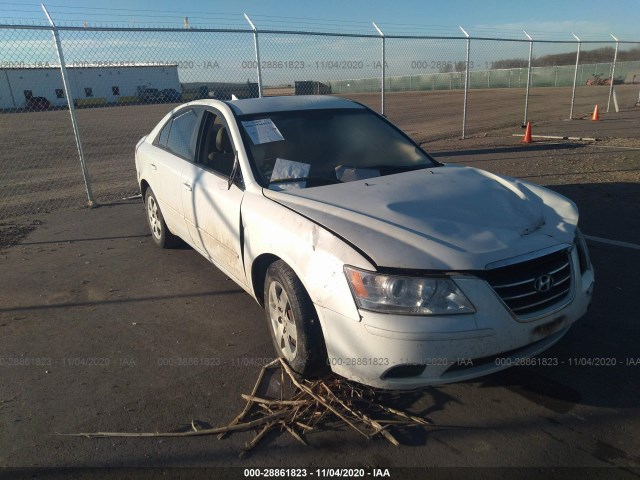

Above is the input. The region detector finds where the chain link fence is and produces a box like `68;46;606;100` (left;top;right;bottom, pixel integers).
0;25;86;219
1;21;639;220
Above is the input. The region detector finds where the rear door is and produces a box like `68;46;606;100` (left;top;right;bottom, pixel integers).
149;107;202;241
181;108;247;286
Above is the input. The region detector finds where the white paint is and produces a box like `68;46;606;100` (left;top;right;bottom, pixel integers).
264;166;578;270
135;96;595;389
320;246;592;389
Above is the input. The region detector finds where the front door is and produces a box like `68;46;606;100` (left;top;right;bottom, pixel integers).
181;109;247;286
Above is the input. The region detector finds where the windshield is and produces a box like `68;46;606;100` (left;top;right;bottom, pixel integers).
236;108;438;190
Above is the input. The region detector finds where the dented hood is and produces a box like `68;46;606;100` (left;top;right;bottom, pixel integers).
262;165;578;270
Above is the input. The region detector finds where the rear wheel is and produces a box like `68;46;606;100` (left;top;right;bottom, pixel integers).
145;188;180;248
264;260;327;377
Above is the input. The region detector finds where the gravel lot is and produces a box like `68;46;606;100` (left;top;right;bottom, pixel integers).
1;84;638;219
1;89;639;479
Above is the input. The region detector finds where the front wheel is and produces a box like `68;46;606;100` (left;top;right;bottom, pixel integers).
264;260;327;377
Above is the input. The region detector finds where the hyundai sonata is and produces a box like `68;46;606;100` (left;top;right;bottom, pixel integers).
135;96;594;389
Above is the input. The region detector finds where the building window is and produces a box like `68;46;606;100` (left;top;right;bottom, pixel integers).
112;86;120;96
55;89;65;99
84;88;93;97
23;90;33;100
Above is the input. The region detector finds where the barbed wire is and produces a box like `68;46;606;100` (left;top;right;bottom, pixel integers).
0;3;636;40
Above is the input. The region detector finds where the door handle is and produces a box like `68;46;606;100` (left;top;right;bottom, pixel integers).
183;182;192;191
150;163;157;170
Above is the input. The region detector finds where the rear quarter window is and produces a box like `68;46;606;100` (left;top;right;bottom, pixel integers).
156;120;172;148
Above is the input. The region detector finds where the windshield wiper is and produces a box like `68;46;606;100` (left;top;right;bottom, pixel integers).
366;163;432;174
269;176;342;185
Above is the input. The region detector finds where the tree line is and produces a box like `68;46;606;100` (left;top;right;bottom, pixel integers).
492;46;640;69
438;46;640;72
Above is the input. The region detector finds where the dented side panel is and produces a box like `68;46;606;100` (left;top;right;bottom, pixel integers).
241;190;370;322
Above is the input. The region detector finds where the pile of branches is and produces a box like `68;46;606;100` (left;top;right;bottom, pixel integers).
66;358;432;456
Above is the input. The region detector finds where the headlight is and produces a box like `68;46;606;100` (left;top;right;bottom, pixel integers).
344;266;475;315
574;227;592;273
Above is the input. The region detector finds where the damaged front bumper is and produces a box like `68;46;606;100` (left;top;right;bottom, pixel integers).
317;247;594;390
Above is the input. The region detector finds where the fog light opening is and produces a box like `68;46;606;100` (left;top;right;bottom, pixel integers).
382;364;427;379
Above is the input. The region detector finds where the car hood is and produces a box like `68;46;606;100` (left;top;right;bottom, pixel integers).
262;165;578;270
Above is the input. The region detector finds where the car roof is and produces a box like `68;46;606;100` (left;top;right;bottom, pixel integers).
221;95;365;115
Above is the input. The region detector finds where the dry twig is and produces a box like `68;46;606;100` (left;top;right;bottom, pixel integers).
218;358;280;439
62;411;288;438
62;357;434;455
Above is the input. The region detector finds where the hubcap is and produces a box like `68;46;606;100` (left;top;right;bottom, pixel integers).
147;196;162;240
268;281;298;361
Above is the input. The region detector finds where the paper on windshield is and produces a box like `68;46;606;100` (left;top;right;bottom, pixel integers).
241;118;284;145
269;158;311;191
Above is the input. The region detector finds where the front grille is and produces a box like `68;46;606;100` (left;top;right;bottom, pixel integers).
479;248;573;317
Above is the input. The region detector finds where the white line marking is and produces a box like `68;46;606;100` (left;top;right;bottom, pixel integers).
585;145;640;151
584;235;640;250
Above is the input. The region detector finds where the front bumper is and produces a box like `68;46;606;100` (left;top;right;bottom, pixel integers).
317;247;594;389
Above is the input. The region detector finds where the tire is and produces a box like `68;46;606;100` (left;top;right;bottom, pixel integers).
264;260;327;377
144;188;180;249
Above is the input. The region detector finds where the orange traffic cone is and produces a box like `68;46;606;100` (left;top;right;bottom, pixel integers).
591;105;599;121
521;121;532;143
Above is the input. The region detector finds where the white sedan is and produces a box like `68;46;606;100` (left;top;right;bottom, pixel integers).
135;96;594;389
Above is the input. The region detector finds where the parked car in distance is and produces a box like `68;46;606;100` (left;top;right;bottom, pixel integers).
159;88;182;103
134;95;594;389
24;96;51;110
137;87;162;103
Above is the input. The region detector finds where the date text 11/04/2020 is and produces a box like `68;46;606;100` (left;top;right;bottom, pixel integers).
243;468;391;477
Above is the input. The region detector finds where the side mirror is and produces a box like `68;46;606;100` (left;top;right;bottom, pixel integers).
228;151;239;190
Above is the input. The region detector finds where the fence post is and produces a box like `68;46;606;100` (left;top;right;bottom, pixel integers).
373;22;385;115
460;26;470;139
523;30;533;126
519;68;522;87
41;4;95;208
607;34;619;112
244;13;263;98
569;33;581;120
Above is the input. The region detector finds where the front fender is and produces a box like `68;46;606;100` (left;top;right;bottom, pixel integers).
242;190;372;322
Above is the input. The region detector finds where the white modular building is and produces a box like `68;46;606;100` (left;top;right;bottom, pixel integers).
0;64;180;109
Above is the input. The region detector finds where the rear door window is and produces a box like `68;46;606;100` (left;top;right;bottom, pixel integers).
165;109;201;160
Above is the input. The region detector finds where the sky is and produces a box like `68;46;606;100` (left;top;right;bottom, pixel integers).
1;0;639;40
0;0;637;87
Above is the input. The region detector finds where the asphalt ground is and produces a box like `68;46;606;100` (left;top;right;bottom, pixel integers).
0;105;639;479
